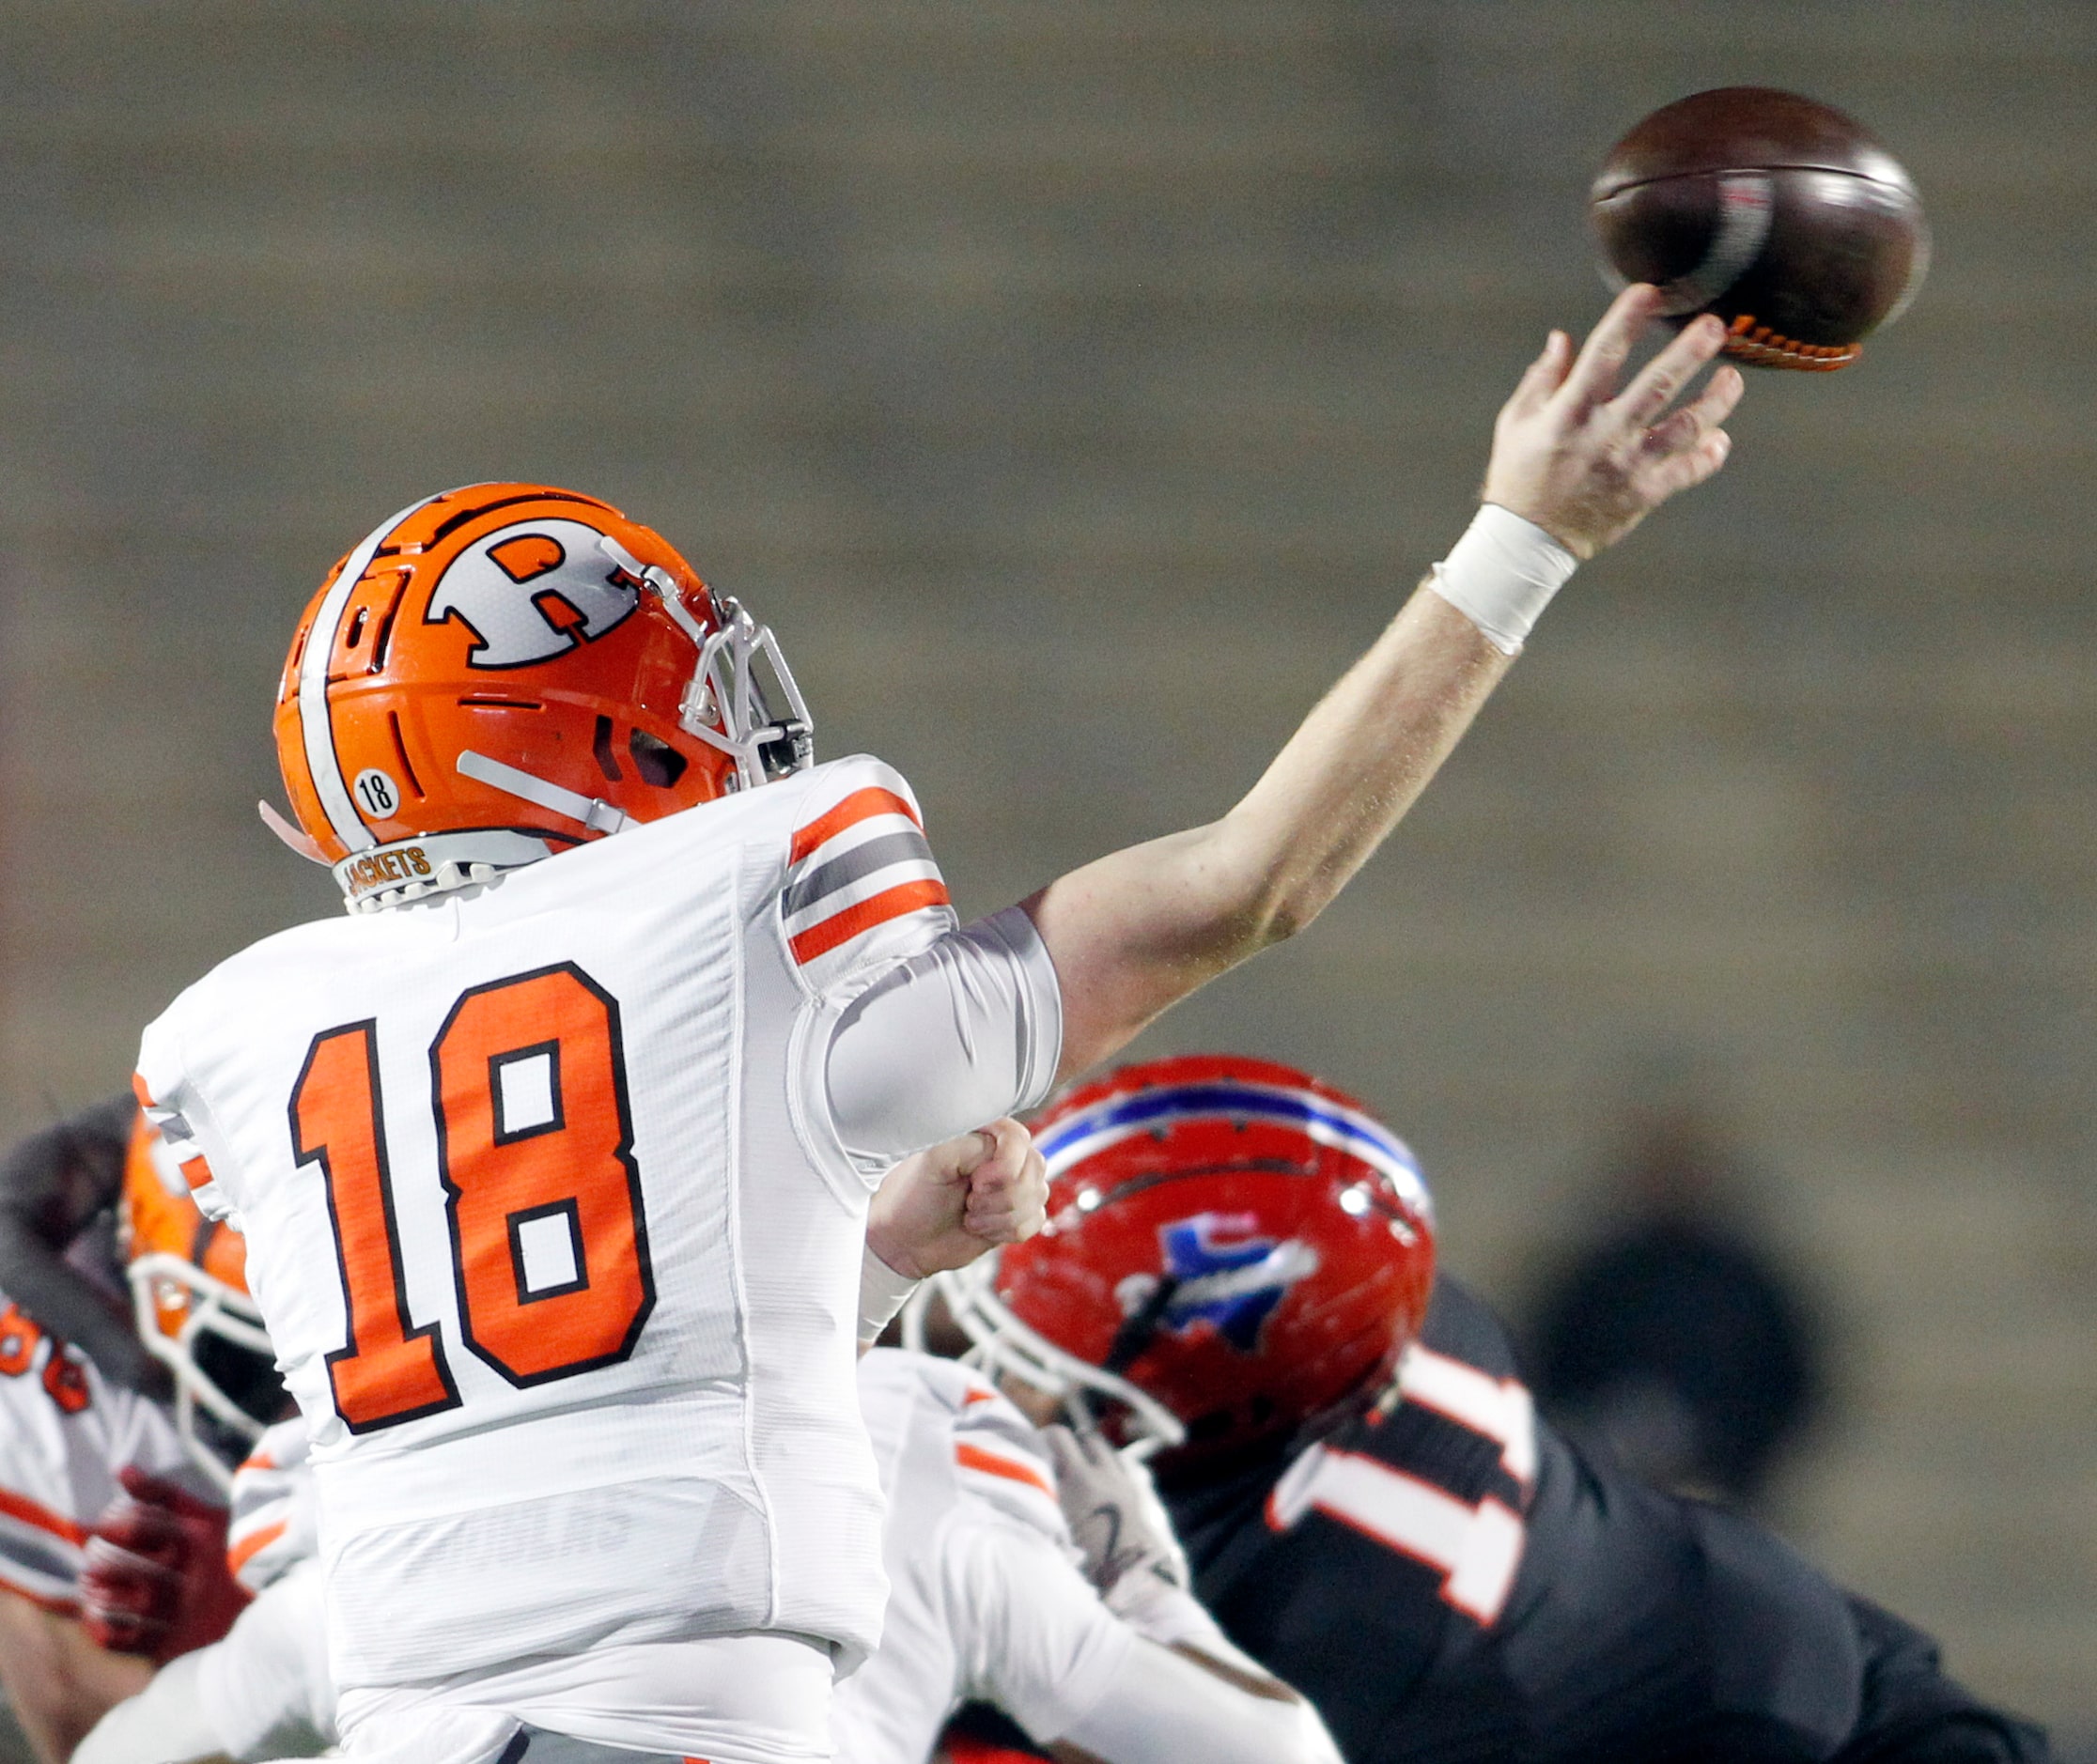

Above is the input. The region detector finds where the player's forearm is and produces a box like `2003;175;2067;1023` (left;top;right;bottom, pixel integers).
1219;584;1510;937
1029;587;1508;1078
0;1595;154;1764
1053;1635;1343;1764
1033;291;1745;1084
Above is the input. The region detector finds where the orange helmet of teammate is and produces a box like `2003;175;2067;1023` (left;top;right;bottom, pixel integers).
121;1116;281;1490
270;483;813;909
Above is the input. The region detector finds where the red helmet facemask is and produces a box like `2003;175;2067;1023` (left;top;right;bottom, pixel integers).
925;1054;1437;1475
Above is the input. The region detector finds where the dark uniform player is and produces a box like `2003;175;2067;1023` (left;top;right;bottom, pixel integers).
939;1056;2047;1764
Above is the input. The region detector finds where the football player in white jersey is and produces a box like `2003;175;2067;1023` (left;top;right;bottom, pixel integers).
77;1126;1050;1764
837;1349;1342;1764
0;1103;271;1763
75;1415;335;1764
132;287;1741;1762
80;1352;1344;1764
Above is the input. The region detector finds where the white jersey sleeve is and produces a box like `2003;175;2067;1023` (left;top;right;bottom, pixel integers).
840;1354;1341;1764
834;1352;1131;1764
780;758;1062;1168
943;1510;1134;1743
72;1560;335;1764
824;906;1063;1168
776;757;958;997
131;1081;230;1228
1055;1632;1345;1764
196;1560;335;1756
0;1292;205;1614
226;1416;318;1595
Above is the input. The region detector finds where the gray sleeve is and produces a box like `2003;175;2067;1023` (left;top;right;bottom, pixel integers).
0;1096;165;1396
825;905;1064;1166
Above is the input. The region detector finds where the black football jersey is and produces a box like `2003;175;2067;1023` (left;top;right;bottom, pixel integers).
1163;1278;2045;1764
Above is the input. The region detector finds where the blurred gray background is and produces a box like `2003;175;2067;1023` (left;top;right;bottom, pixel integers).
0;0;2089;1735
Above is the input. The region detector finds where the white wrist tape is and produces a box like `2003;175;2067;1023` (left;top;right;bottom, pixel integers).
858;1242;921;1346
1427;503;1577;655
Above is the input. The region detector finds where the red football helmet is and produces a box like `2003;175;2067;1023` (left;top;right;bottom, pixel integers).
930;1054;1437;1471
270;483;812;909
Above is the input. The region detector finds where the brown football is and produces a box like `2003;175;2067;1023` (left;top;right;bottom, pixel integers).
1590;87;1929;371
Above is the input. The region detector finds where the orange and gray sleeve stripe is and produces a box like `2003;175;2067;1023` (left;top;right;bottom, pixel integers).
0;1485;87;1612
131;1076;216;1195
789;785;923;866
784;781;951;967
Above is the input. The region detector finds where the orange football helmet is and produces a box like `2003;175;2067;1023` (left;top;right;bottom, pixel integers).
270;483;812;908
121;1116;281;1490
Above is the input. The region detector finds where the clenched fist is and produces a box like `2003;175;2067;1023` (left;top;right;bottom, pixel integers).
866;1118;1048;1280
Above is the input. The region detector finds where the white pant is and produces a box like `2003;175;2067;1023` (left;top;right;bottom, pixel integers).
334;1632;836;1764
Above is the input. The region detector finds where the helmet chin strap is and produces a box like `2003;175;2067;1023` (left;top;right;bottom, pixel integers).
258;799;327;863
456;750;633;835
321;752;624;915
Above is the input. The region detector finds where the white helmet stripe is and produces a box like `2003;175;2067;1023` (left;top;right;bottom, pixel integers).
296;493;443;853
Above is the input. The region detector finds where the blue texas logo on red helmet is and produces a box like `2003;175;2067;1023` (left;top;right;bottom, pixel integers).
1111;1212;1322;1354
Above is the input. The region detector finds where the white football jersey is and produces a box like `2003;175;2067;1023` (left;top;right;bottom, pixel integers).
195;1560;336;1759
833;1351;1133;1764
134;754;1057;1697
129;1366;1310;1764
0;1289;208;1615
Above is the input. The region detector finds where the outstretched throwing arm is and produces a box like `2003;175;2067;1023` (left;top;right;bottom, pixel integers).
1029;286;1743;1078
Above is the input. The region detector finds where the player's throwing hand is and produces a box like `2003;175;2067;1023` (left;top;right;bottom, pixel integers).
1483;284;1745;561
866;1118;1048;1281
